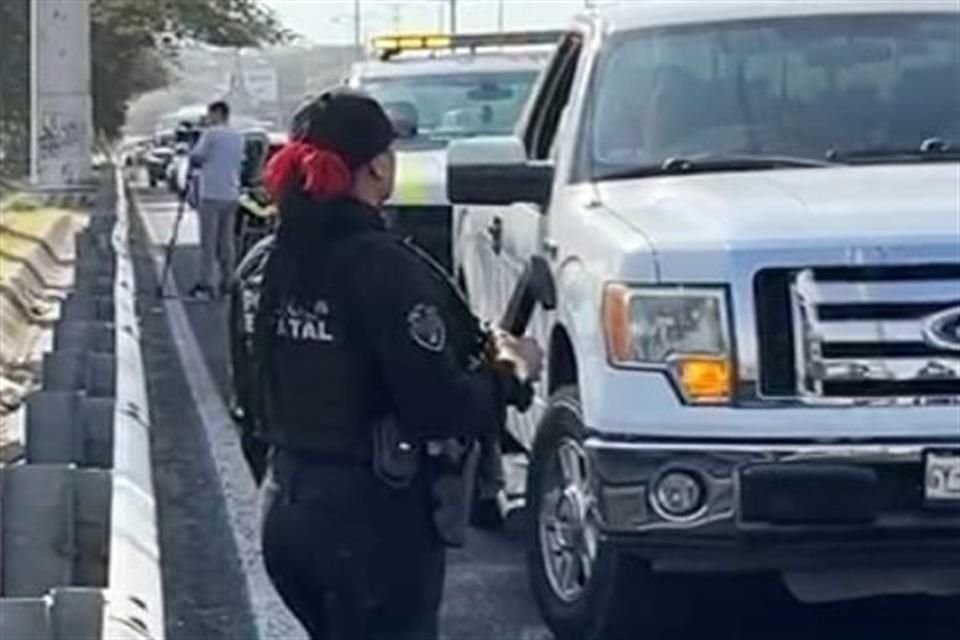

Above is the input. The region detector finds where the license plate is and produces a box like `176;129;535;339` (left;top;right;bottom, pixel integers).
925;451;960;503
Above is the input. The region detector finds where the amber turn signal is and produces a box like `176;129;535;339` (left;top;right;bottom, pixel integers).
674;356;733;403
602;283;633;364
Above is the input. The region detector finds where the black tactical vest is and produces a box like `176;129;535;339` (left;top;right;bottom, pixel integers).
253;198;486;460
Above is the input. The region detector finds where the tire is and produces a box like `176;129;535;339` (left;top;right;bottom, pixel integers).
526;386;677;640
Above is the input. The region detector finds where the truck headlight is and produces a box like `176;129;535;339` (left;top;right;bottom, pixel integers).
602;284;733;404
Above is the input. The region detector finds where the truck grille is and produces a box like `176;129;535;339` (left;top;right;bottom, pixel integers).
755;265;960;400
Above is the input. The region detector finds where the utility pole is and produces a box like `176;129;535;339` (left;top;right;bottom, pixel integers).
391;3;401;33
450;0;458;35
29;0;38;184
353;0;362;53
30;0;93;186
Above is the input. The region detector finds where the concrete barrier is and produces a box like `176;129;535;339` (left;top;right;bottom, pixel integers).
0;588;106;640
102;172;162;640
52;320;115;355
25;392;114;467
1;197;87;460
0;167;164;639
0;465;112;597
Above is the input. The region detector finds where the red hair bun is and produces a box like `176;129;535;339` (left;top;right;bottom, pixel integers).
263;141;352;202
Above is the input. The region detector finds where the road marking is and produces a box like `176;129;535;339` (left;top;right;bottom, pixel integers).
137;190;200;246
134;192;307;640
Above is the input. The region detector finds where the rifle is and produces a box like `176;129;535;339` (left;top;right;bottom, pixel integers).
398;250;556;546
500;258;557;337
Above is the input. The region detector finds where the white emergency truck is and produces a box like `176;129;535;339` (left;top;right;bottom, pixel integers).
448;3;960;638
345;31;559;269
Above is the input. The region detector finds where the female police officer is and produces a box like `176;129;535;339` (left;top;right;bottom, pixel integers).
254;89;542;639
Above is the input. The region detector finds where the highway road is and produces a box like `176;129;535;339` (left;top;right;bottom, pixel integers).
130;182;958;640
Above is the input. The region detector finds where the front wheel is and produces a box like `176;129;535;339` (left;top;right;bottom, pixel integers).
526;386;680;640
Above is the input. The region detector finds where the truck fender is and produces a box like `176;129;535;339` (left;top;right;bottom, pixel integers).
551;256;607;430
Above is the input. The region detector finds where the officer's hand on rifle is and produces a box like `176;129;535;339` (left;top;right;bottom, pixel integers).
491;331;544;384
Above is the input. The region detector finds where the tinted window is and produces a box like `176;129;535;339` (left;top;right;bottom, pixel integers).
589;13;960;176
364;71;539;147
527;34;582;160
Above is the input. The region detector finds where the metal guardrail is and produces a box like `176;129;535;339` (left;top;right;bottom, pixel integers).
0;167;163;639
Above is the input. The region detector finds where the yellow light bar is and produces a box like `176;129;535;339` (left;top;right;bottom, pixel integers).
372;30;558;59
425;35;452;48
372;34;450;53
373;37;400;50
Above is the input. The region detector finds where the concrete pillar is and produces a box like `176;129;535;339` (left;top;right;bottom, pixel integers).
30;0;93;186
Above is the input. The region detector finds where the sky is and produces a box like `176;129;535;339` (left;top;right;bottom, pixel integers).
262;0;599;45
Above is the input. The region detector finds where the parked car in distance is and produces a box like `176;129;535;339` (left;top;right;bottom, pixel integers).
144;132;175;189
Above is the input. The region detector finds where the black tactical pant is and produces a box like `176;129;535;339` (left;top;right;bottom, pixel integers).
240;430;269;486
261;451;445;640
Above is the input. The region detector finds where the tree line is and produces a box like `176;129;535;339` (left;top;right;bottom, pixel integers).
0;0;289;177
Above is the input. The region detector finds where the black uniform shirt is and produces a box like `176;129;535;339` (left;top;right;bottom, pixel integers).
256;196;513;458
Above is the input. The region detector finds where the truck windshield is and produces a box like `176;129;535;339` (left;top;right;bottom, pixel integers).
364;71;539;147
590;13;960;178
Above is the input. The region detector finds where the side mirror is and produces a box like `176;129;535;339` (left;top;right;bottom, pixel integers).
446;136;553;207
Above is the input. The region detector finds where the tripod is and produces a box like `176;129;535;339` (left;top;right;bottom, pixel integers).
155;188;189;298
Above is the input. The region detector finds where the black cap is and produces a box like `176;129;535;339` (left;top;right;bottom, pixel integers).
290;88;397;170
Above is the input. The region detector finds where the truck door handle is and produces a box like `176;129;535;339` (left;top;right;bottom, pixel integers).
543;237;559;260
487;217;504;254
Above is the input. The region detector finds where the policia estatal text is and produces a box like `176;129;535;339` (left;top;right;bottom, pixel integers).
253;90;542;639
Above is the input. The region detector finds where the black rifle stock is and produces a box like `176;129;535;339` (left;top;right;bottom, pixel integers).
499;258;557;337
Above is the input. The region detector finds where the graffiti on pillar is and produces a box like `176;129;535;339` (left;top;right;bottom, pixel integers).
36;102;90;184
38;113;83;161
32;0;92;185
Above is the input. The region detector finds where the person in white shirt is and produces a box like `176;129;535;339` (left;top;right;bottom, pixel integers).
189;101;245;299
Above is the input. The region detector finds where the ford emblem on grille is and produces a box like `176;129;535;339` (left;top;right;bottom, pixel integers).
924;307;960;352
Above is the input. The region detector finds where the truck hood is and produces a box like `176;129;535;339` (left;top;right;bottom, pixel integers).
388;148;448;206
595;164;960;280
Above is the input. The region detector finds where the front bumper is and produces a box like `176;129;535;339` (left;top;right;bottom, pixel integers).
587;438;960;572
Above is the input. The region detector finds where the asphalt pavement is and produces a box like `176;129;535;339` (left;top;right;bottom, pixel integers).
130;180;957;640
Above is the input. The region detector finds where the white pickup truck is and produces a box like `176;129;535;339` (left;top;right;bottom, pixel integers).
448;2;960;639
